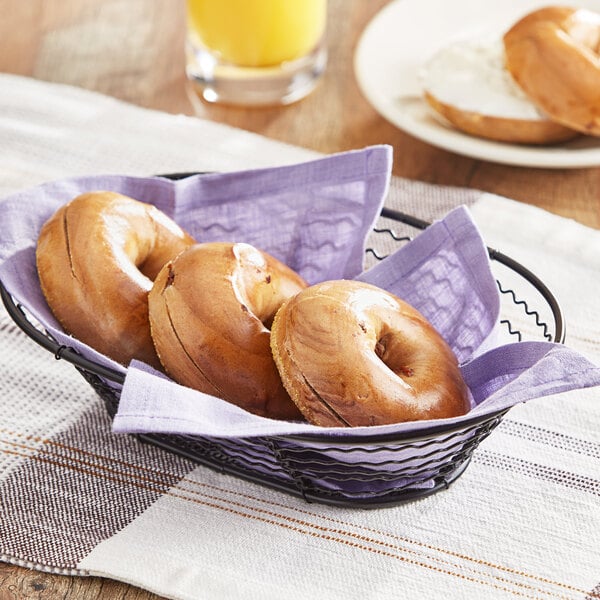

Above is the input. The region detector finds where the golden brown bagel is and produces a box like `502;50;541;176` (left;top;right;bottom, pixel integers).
36;191;195;368
424;91;578;145
504;6;600;136
148;242;307;420
270;280;470;427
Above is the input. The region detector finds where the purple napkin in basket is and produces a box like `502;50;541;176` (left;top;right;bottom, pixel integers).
112;205;600;438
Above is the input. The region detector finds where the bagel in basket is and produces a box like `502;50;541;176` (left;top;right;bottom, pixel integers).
270;280;471;427
148;242;307;421
36;191;195;369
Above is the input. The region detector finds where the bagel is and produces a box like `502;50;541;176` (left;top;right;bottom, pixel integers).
270;280;470;427
503;6;600;136
148;242;307;420
422;38;578;144
36;191;195;368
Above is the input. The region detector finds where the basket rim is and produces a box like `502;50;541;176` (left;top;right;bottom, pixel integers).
155;171;567;346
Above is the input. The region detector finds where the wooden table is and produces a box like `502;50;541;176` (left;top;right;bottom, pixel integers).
0;1;598;598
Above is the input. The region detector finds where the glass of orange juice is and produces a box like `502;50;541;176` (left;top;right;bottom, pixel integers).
185;0;327;106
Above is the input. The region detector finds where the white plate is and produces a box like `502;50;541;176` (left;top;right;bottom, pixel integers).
354;0;600;168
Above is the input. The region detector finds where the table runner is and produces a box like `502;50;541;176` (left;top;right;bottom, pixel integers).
1;74;599;600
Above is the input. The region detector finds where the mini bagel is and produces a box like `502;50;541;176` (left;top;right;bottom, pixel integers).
36;191;195;368
148;242;307;420
504;6;600;136
270;280;470;427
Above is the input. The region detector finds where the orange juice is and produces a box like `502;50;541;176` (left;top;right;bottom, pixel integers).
186;0;327;68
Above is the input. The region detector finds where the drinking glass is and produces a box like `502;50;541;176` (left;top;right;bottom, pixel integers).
186;0;327;106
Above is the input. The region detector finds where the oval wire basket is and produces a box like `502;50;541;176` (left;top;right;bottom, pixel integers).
0;205;565;508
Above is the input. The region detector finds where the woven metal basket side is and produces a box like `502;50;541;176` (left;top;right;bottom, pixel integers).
129;405;507;507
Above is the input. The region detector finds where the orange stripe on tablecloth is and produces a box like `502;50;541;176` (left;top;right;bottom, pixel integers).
2;428;598;588
1;441;595;600
0;439;180;493
587;582;600;600
0;427;177;477
180;478;592;597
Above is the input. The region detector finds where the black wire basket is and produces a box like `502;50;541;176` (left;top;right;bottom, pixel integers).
0;205;565;508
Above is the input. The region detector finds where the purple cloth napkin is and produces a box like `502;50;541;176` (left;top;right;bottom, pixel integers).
112;206;600;438
0;144;599;442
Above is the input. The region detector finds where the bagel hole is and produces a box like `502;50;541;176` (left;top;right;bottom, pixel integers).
139;255;167;281
375;332;415;378
375;332;392;364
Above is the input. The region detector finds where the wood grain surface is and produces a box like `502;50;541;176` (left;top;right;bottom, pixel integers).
0;0;598;598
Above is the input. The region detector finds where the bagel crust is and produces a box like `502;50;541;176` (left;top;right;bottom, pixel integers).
148;242;307;420
36;191;195;368
424;91;577;145
504;6;600;136
270;280;470;427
